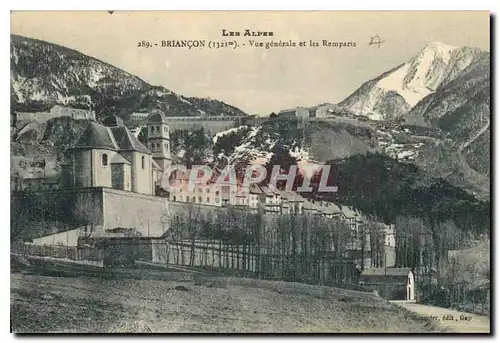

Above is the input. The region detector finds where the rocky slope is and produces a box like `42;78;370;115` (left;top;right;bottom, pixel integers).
339;42;488;121
212;118;378;170
10;34;247;119
408;52;491;197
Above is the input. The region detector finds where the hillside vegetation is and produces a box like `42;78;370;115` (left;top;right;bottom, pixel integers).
11;34;247;119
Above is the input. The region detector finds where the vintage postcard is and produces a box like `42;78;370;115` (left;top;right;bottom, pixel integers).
10;11;490;333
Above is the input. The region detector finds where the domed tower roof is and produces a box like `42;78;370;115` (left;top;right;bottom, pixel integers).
102;115;125;127
147;110;168;124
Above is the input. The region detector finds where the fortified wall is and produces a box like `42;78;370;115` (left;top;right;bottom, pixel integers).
14;105;96;125
163;116;247;133
128;116;248;133
12;187;168;239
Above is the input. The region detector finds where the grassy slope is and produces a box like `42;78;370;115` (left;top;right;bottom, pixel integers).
11;270;442;333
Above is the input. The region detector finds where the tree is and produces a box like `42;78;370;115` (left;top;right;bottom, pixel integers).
74;194;103;239
11;190;35;242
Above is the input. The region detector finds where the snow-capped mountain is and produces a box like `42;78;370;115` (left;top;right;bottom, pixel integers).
339;42;487;121
10;34;247;118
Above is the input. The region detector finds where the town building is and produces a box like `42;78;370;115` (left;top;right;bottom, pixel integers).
249;184;265;211
278;106;313;119
359;267;415;301
167;167;284;211
260;185;281;213
313;104;337;118
302;200;318;216
168;169;223;207
278;189;305;215
323;202;343;219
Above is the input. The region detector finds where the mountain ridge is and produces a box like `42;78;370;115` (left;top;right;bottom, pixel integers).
10;34;247;119
338;41;489;121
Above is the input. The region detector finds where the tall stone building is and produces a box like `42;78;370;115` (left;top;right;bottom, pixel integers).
146;110;172;172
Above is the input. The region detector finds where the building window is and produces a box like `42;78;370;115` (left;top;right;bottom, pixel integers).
156;126;160;132
173;196;176;201
102;154;108;166
179;196;183;201
151;126;154;133
206;188;210;193
408;277;411;285
192;196;196;202
198;196;202;203
141;156;145;169
215;197;220;203
206;197;210;203
198;188;202;193
216;191;220;196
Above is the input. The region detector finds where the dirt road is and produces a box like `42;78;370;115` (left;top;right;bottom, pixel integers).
392;302;490;333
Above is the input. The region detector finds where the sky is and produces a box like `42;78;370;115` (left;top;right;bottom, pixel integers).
11;11;490;115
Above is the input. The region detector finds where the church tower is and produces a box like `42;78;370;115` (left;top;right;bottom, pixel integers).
146;110;171;172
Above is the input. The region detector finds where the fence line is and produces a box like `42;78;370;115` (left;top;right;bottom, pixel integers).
164;240;359;285
12;242;104;262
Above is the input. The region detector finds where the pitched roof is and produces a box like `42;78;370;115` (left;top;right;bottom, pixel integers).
313;203;325;213
70;122;151;154
278;189;299;202
325;202;342;214
102;115;125;127
111;153;131;165
289;193;305;203
249;184;263;194
303;201;317;210
109;126;150;154
340;205;358;218
152;159;162;170
260;186;276;197
277;189;289;198
360;268;412;277
71;122;117;151
278;106;307;114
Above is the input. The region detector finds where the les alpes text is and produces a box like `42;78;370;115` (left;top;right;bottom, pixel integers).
222;29;274;37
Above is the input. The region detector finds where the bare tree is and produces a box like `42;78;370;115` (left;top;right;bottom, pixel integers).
74;194;103;239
